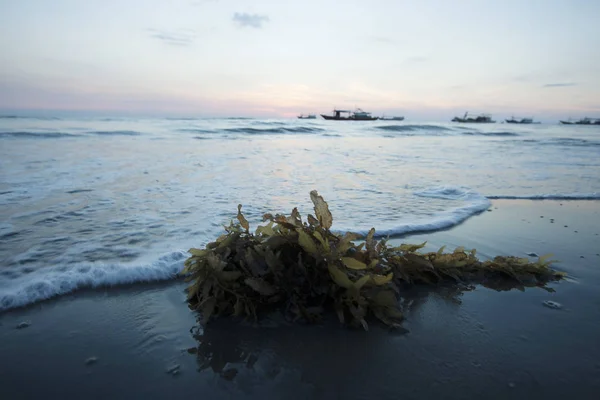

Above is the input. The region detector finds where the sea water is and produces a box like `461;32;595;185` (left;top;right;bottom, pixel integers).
1;115;599;310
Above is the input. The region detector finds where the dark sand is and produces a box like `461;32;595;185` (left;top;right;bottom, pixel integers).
1;200;599;399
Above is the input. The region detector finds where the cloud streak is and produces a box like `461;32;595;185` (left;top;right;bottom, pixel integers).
233;13;269;28
147;29;196;46
543;82;577;88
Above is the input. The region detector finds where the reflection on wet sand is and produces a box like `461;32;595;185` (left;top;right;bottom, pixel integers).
186;284;483;382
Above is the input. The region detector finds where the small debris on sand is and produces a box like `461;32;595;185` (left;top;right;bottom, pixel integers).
85;357;98;366
166;364;181;376
526;252;539;257
543;300;562;310
16;321;31;329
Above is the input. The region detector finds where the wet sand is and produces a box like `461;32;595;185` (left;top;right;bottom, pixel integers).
1;200;599;399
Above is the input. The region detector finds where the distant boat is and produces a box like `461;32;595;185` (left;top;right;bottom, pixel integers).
560;117;600;125
380;116;405;121
321;108;379;121
452;112;495;123
297;114;316;119
505;116;540;124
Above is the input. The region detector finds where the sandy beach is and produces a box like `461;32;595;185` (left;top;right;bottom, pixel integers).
2;199;599;399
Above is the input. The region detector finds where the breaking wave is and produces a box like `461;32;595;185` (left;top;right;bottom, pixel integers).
375;124;451;133
0;131;77;139
545;138;600;147
223;127;324;134
88;130;141;136
0;251;187;312
461;131;520;137
414;185;482;200
177;128;216;134
487;193;600;200
0;115;61;120
339;186;491;238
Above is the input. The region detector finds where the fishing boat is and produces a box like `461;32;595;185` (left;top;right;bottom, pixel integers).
297;114;316;119
505;116;539;124
560;117;600;125
452;112;495;123
320;108;379;121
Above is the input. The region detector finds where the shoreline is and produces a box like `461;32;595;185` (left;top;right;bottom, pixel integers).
1;199;600;399
3;198;598;314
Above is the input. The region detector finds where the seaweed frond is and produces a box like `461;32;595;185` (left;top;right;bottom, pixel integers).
182;191;563;330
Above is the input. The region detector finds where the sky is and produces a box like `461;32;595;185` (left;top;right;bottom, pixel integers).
0;0;599;120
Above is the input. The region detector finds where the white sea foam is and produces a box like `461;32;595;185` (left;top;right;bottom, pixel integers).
487;193;600;200
0;251;187;311
415;187;600;201
414;185;481;201
337;186;491;237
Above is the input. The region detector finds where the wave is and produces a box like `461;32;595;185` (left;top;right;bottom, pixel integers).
3;185;595;312
251;121;287;126
0;131;77;138
171;117;254;121
0;251;187;312
375;124;451;133
223;127;324;134
0;115;61;120
507;138;600;148
349;203;491;238
338;186;491;238
87;130;141;136
416;187;600;201
414;185;480;200
373;125;520;137
66;189;94;194
177;128;216;134
547;138;600;147
487;193;600;200
98;118;140;122
461;131;520;137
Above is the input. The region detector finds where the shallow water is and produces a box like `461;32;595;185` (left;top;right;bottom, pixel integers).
1;116;599;309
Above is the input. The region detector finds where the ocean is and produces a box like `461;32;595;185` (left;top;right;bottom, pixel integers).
1;115;599;311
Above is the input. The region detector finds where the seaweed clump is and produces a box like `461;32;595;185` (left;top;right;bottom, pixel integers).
182;191;564;330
